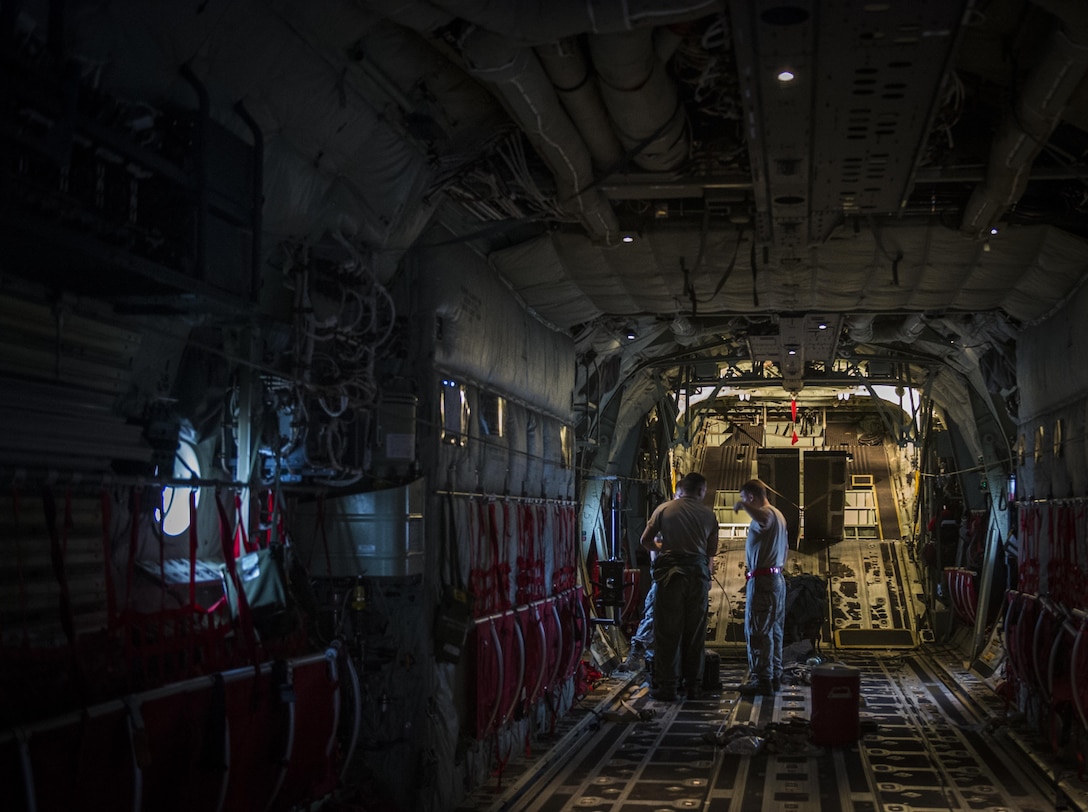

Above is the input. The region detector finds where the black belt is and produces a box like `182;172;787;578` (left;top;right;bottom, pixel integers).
745;566;784;581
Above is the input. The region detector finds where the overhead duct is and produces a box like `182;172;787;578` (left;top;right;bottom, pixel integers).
535;38;625;171
589;28;690;171
423;0;724;43
960;2;1088;237
845;315;875;344
848;314;927;345
459;29;621;243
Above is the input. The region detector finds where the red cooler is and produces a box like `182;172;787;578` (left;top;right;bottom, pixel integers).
810;663;860;746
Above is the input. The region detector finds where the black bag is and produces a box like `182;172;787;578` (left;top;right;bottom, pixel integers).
702;649;722;691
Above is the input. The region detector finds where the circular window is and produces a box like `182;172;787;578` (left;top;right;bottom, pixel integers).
157;439;200;536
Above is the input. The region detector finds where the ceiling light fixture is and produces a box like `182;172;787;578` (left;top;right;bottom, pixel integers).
777;69;796;82
621;234;634;243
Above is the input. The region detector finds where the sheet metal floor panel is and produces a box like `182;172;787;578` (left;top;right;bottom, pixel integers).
465;649;1083;812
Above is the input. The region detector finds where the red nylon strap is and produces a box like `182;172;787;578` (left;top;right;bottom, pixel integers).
233;493;254;557
98;490;117;625
496;500;511;609
264;489;275;548
469;499;493;617
494;501;511;612
515;502;530;607
216;490;258;664
550;504;561;594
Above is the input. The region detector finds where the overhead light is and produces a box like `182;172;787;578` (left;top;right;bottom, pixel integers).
818;322;827;330
787;346;798;356
777;69;796;82
626;327;637;340
621;234;635;243
990;227;999;235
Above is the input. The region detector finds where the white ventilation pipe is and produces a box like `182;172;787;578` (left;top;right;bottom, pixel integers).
460;29;620;243
589;28;690;171
535;38;625;171
845;315;875;343
847;314;926;345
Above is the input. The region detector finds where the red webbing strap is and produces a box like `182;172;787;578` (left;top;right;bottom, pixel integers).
549;504;560;594
494;501;511;612
216;490;259;664
515;502;532;607
99;490;117;625
1058;504;1074;605
263;489;275;548
1020;505;1038;593
233;493;255;557
188;489;199;609
42;485;77;654
468;499;492;617
536;503;548;599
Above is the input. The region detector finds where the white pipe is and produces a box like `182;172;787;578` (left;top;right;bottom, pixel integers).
461;29;621;243
590;28;690;171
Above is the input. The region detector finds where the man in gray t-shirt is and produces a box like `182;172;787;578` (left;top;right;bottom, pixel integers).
734;478;789;696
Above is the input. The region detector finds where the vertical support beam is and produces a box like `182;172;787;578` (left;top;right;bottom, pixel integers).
970;511;1001;664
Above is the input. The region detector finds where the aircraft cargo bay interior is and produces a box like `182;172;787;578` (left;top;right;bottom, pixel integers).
3;1;1088;811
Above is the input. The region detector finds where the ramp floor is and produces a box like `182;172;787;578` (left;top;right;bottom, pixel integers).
459;647;1088;812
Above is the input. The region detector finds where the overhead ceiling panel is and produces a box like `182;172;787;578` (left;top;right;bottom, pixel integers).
809;0;970;236
730;0;970;248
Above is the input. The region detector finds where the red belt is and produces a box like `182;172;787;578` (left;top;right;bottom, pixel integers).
745;566;783;581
